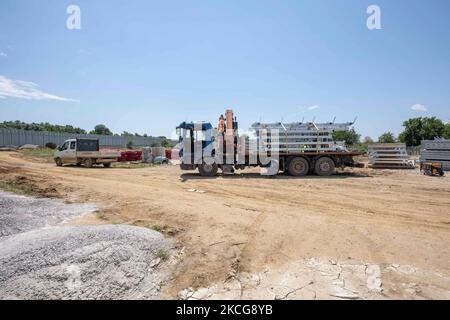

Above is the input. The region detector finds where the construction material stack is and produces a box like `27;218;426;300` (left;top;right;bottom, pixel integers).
151;147;166;157
250;122;352;153
420;139;450;171
368;143;415;169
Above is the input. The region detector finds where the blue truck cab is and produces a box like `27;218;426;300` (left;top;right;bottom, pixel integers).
176;121;214;171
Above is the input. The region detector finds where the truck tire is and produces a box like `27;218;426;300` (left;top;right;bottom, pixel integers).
55;158;63;167
287;157;309;176
84;158;94;168
103;163;111;168
198;162;218;177
314;157;335;176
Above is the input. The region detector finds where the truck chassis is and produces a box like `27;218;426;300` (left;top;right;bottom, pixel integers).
181;151;363;177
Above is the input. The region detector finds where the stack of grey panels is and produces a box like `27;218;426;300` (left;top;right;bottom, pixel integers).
420;139;450;171
368;143;415;169
250;122;353;153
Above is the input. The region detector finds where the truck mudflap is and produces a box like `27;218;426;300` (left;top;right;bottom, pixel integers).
180;163;196;170
352;162;365;168
336;155;364;168
341;158;365;168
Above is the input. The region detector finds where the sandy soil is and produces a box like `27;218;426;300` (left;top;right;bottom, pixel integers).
1;151;449;299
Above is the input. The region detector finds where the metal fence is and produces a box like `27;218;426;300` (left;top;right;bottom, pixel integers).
0;128;166;148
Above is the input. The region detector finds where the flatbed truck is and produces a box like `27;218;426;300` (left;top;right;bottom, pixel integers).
176;109;363;177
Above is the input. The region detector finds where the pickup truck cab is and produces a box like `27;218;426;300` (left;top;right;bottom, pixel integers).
54;138;120;168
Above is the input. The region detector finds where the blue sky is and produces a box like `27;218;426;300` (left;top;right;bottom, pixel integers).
1;0;449;139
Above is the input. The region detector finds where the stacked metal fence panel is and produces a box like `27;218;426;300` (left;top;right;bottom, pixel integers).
0;128;164;148
250;122;353;153
420;139;450;171
368;143;415;169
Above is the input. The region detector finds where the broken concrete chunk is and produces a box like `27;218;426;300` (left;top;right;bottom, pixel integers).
190;287;210;300
366;265;382;292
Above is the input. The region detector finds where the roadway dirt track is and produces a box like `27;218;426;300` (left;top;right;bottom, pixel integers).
1;151;450;299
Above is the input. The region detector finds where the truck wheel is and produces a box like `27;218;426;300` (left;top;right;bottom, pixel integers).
103;163;111;168
55;158;63;167
315;157;335;176
198;162;218;177
84;158;94;168
287;157;309;176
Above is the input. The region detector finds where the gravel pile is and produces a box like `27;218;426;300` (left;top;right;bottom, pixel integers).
0;191;173;300
0;191;97;239
0;225;172;300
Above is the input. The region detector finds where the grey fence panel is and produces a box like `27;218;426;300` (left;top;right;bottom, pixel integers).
0;128;167;148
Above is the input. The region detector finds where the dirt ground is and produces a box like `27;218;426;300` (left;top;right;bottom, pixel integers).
1;151;449;299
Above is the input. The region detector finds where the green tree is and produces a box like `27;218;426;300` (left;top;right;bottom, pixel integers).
332;128;360;147
0;120;86;134
121;131;133;137
378;132;396;143
160;139;167;148
126;138;134;149
444;123;450;139
161;138;174;148
90;124;113;136
399;117;445;146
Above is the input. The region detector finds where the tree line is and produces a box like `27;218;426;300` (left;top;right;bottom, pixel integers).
0;120;87;134
332;117;450;150
0;121;158;139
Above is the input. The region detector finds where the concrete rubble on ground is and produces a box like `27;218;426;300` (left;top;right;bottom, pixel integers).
0;145;19;151
18;144;39;150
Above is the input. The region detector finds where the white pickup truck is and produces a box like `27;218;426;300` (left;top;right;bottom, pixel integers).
54;138;120;168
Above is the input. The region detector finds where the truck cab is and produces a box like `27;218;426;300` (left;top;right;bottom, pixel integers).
176;121;214;171
55;139;78;165
54;138;119;168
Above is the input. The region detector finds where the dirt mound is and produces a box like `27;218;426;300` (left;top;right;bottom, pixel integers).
1;173;72;198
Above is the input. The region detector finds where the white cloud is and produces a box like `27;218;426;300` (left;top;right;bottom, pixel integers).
0;52;7;57
297;105;320;113
0;75;78;102
411;104;427;112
